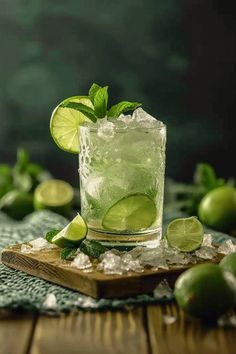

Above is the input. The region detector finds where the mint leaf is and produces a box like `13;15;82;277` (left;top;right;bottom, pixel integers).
93;86;108;118
15;148;29;173
89;83;102;104
60;102;97;122
60;247;77;260
194;163;225;191
80;239;108;258
45;229;62;243
108;101;141;118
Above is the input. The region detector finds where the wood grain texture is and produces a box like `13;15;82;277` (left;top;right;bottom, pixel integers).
0;311;36;354
1;245;223;299
147;303;236;354
29;308;149;354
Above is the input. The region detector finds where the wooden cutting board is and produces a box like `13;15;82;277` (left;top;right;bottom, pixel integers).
1;245;222;299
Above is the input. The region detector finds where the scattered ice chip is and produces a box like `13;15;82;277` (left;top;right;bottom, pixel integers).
42;293;57;310
162;314;177;325
218;240;236;255
20;244;33;254
29;237;57;251
218;314;236;328
153;279;173;300
71;253;92;270
132;108;159;127
202;234;214;248
97;252;123;275
195;246;217;259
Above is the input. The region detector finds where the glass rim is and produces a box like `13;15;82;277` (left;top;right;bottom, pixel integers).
80;121;166;132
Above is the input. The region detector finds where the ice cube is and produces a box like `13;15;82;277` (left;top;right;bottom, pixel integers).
202;234;214;248
97;252;123;275
20;244;33;254
29;237;56;251
132;108;163;128
97;119;115;140
71;253;92;270
42;293;57;310
153;279;173;300
195;246;217;259
218;240;236;255
218;314;236;328
162;314;177;325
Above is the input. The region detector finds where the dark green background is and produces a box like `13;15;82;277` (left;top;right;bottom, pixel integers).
1;0;235;186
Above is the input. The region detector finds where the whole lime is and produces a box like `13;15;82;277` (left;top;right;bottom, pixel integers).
174;264;236;321
198;186;236;232
0;190;34;220
219;253;236;278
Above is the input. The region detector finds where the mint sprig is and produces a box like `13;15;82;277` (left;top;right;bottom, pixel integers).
59;83;141;122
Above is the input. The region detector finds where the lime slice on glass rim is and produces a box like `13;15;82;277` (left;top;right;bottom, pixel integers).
102;193;157;232
50;96;93;154
166;216;204;252
34;179;74;215
51;214;88;248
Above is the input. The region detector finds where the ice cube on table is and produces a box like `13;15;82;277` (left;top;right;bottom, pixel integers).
153;279;173;300
195;246;217;259
71;253;92;270
42;293;57;310
29;237;57;251
218;240;236;255
20;244;33;254
162;314;177;325
202;234;214;248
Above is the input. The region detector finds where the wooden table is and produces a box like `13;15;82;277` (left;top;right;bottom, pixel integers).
1;303;235;354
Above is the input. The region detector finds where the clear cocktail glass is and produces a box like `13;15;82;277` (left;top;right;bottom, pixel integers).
79;109;166;247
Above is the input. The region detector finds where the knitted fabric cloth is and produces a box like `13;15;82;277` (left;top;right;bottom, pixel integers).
0;210;233;314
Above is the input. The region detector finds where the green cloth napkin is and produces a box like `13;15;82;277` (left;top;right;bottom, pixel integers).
0;210;234;314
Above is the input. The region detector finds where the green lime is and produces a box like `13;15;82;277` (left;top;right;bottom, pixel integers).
219;253;236;278
166;216;204;252
174;264;236;321
50;96;93;154
34;179;74;216
198;186;236;232
102;193;157;232
51;214;88;248
0;190;34;220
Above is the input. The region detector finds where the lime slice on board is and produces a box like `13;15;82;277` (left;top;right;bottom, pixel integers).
34;179;74;215
102;193;157;232
51;214;88;248
50;96;93;154
166;216;204;252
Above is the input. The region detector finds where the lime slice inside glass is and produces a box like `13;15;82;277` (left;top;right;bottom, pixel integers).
34;179;74;215
102;193;157;232
50;96;93;153
166;216;204;252
52;214;88;248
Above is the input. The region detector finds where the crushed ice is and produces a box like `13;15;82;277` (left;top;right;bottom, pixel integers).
218;314;236;328
218;239;236;255
42;293;57;310
20;237;57;254
153;279;173;300
71;252;92;270
162;314;177;325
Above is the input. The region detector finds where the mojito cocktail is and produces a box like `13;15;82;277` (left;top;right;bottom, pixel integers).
79;108;166;247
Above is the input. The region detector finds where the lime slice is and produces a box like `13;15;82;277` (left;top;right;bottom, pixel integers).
52;214;88;248
50;96;93;154
34;179;74;215
166;216;204;252
102;193;157;232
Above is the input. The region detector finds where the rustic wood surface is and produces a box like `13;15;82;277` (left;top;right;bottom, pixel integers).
1;245;223;299
0;304;235;354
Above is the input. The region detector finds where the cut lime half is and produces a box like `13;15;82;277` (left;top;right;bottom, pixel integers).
51;214;88;248
50;96;93;154
166;216;204;252
102;193;157;232
34;179;74;215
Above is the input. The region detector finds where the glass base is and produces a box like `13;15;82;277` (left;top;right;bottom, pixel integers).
86;227;162;249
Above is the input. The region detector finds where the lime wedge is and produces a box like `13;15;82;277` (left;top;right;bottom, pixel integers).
34;179;74;215
52;214;88;248
102;193;157;232
50;96;93;153
166;216;204;252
